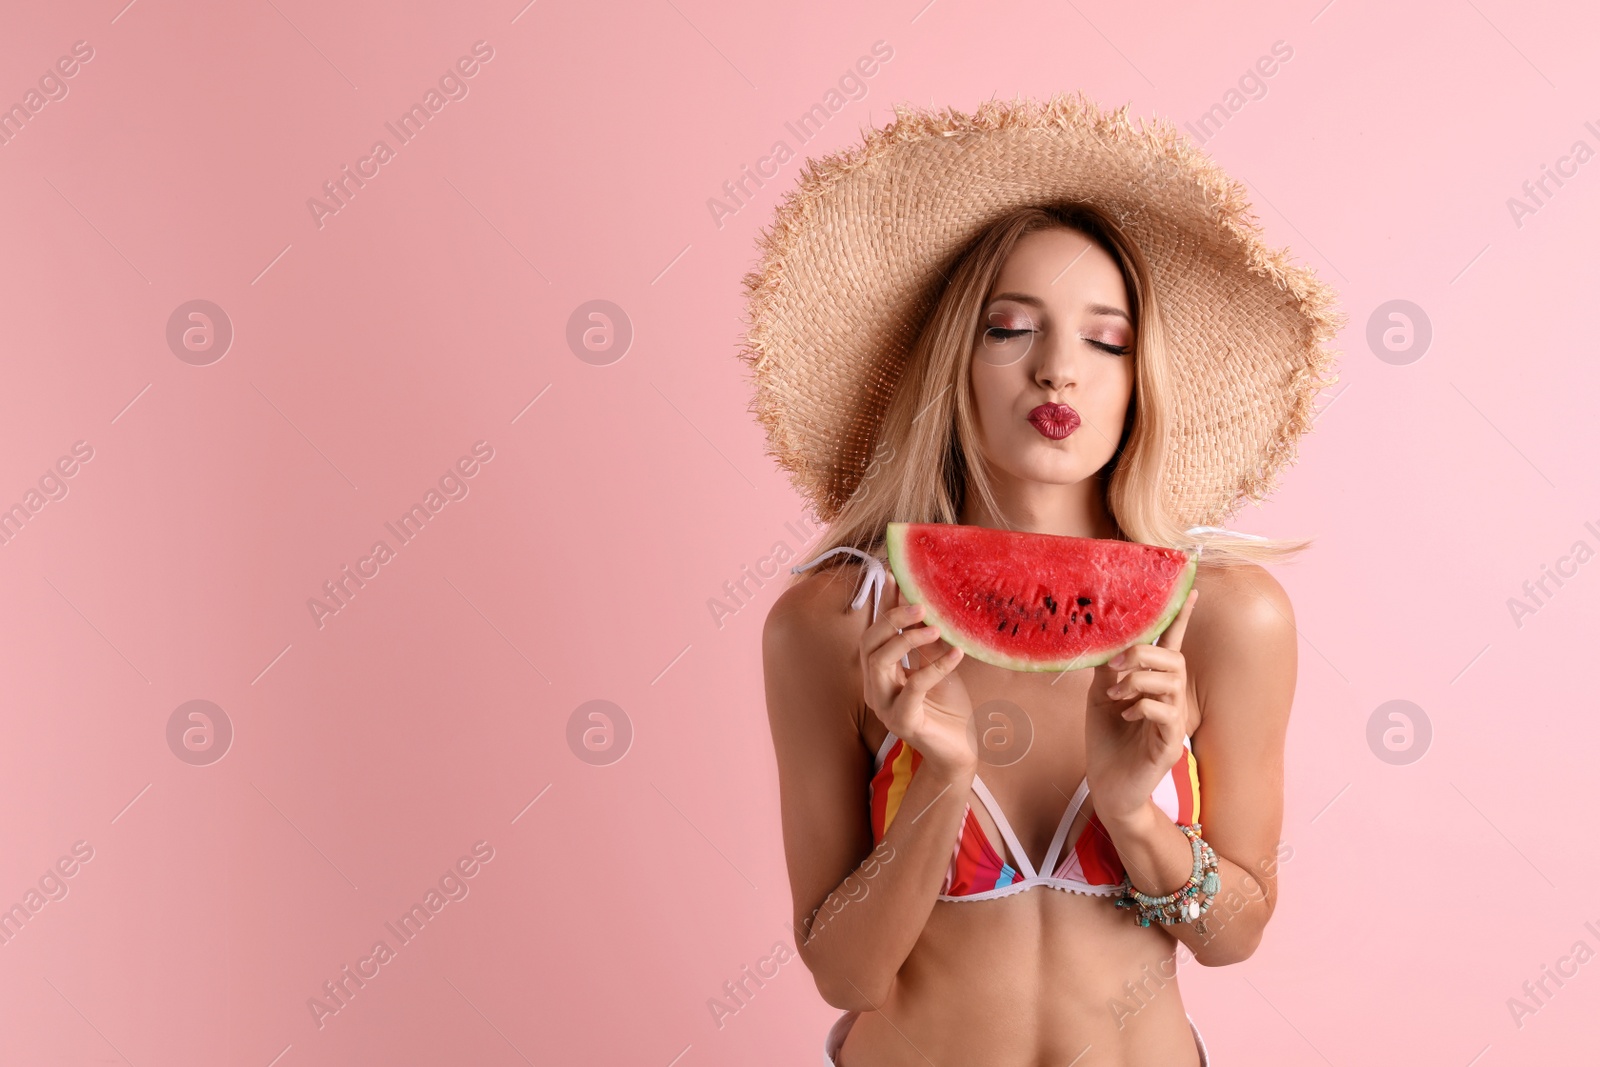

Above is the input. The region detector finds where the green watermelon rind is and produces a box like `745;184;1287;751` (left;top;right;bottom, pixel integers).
884;522;1199;674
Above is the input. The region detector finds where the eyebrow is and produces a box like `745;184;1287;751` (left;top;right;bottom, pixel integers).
988;292;1131;322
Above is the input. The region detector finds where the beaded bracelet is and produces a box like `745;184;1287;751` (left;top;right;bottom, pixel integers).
1114;823;1220;928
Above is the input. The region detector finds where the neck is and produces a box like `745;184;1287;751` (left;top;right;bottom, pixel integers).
957;467;1118;539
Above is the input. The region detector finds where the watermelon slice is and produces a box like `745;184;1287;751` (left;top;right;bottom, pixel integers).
883;522;1198;673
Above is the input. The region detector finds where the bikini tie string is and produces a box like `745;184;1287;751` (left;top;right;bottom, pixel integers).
791;547;908;668
1183;524;1268;559
790;546;887;623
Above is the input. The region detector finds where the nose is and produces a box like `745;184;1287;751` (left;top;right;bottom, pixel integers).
1032;332;1079;394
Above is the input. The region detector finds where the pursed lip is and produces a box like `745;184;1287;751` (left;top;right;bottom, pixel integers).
1027;402;1080;440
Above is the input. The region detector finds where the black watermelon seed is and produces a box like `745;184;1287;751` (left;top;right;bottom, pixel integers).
996;618;1007;633
1062;623;1069;633
1070;611;1078;623
1076;596;1091;606
1044;595;1057;614
1084;612;1093;624
1010;622;1019;636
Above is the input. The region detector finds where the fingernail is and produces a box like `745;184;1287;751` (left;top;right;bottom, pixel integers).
1109;653;1125;668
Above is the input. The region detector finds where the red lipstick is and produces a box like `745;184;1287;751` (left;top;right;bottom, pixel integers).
1027;403;1080;440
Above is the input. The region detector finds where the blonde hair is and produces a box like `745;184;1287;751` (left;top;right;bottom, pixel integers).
787;201;1311;587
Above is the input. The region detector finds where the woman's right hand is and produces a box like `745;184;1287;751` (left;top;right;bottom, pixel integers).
861;570;976;779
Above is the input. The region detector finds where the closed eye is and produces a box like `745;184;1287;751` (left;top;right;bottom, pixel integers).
983;327;1129;356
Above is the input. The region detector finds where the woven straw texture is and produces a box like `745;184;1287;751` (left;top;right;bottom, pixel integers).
737;92;1345;528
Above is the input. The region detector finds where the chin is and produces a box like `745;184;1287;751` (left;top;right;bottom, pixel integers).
1003;455;1094;487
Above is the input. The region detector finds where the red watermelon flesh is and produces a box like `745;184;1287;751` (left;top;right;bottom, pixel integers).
884;522;1198;673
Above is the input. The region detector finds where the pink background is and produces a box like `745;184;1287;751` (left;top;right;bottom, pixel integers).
2;0;1597;1063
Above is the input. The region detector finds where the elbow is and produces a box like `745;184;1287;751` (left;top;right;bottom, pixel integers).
814;972;894;1012
801;944;894;1011
1195;941;1256;968
1194;879;1276;967
1194;921;1266;968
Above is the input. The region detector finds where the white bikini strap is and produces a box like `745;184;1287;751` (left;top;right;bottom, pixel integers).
1040;777;1091;876
874;731;898;769
1040;740;1194;874
968;775;1039;881
790;546;887;623
791;546;911;669
1184;524;1269;560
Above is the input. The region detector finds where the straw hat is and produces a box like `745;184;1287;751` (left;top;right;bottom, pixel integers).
736;92;1344;528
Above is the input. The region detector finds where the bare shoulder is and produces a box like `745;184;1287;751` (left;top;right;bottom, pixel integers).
1186;560;1297;699
763;563;875;654
1190;559;1295;640
761;563;874;729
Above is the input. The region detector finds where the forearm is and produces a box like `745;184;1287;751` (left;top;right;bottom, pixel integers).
797;759;974;1010
1099;799;1272;966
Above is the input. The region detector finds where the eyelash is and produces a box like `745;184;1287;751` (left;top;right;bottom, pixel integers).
984;327;1130;355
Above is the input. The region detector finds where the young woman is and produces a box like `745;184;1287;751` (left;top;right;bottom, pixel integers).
740;98;1341;1066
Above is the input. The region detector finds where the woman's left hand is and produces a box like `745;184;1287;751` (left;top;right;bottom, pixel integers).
1084;588;1199;825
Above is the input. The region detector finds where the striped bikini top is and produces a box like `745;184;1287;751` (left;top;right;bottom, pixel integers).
791;533;1238;903
870;727;1200;901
